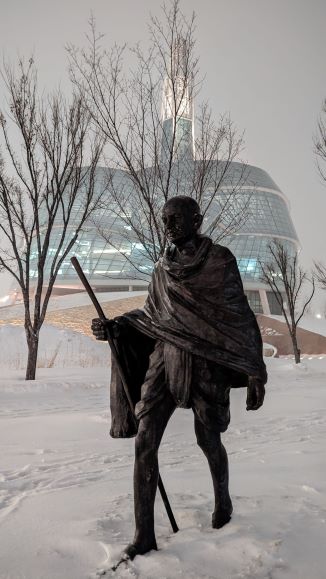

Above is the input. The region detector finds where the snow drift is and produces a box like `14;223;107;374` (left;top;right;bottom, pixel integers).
0;324;108;370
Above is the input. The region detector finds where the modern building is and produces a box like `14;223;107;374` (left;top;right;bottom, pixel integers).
209;162;299;315
24;41;299;315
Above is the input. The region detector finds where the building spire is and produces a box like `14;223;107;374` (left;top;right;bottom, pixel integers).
160;37;195;164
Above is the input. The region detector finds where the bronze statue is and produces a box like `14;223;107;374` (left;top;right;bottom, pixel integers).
91;195;266;562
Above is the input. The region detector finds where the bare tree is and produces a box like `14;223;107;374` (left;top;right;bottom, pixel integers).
314;98;326;183
313;101;326;292
67;0;248;272
260;241;315;364
0;58;104;380
314;262;326;290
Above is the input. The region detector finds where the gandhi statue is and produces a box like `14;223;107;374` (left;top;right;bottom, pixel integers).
92;195;266;561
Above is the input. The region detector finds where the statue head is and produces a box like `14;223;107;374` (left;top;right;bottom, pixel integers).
162;196;203;245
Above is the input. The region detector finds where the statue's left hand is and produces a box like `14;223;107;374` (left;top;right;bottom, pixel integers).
246;377;265;411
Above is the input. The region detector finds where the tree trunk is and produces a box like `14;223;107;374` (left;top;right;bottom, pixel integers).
25;330;39;380
291;332;301;364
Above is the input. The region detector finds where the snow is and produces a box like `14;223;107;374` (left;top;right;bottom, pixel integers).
0;326;326;578
0;324;108;369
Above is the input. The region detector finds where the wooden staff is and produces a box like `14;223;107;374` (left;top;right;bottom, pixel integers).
70;256;179;534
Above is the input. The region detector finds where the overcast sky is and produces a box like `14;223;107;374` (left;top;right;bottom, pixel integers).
1;0;326;308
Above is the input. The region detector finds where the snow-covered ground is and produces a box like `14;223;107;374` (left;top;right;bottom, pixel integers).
0;327;326;578
0;325;108;370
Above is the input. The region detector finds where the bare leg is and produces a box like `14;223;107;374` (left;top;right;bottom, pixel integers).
194;418;233;528
125;395;176;558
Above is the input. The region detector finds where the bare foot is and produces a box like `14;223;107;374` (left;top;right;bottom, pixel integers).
123;538;158;561
212;506;233;529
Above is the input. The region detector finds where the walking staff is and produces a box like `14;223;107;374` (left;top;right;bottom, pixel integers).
70;257;179;543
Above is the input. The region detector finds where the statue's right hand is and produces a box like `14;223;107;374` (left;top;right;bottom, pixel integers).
91;317;127;340
91;318;109;341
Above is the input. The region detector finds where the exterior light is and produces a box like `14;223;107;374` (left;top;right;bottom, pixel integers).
0;294;10;304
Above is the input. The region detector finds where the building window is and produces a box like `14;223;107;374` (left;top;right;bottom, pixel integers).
245;290;263;314
266;291;284;315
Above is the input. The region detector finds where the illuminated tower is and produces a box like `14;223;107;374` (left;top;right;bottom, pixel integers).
160;38;195;164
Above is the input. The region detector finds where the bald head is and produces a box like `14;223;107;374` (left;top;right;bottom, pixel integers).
162;196;203;245
163;195;200;215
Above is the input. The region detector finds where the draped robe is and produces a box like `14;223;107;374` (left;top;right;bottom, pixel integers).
109;238;267;438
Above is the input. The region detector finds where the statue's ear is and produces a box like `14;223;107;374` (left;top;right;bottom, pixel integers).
193;213;203;230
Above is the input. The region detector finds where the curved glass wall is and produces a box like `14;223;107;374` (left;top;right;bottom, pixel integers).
201;163;299;301
223;235;297;282
228;191;296;238
28;162;299;315
29;167;154;288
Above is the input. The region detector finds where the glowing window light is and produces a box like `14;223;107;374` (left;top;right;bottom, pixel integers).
0;295;10;304
246;259;257;272
93;249;131;255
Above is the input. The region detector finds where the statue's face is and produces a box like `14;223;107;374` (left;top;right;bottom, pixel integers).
162;199;201;244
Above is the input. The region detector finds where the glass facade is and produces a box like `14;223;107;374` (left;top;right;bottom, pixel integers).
28;161;299;315
199;163;299;313
161;117;194;164
226;191;296;238
29;168;154;288
224;235;296;283
25;49;299;317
